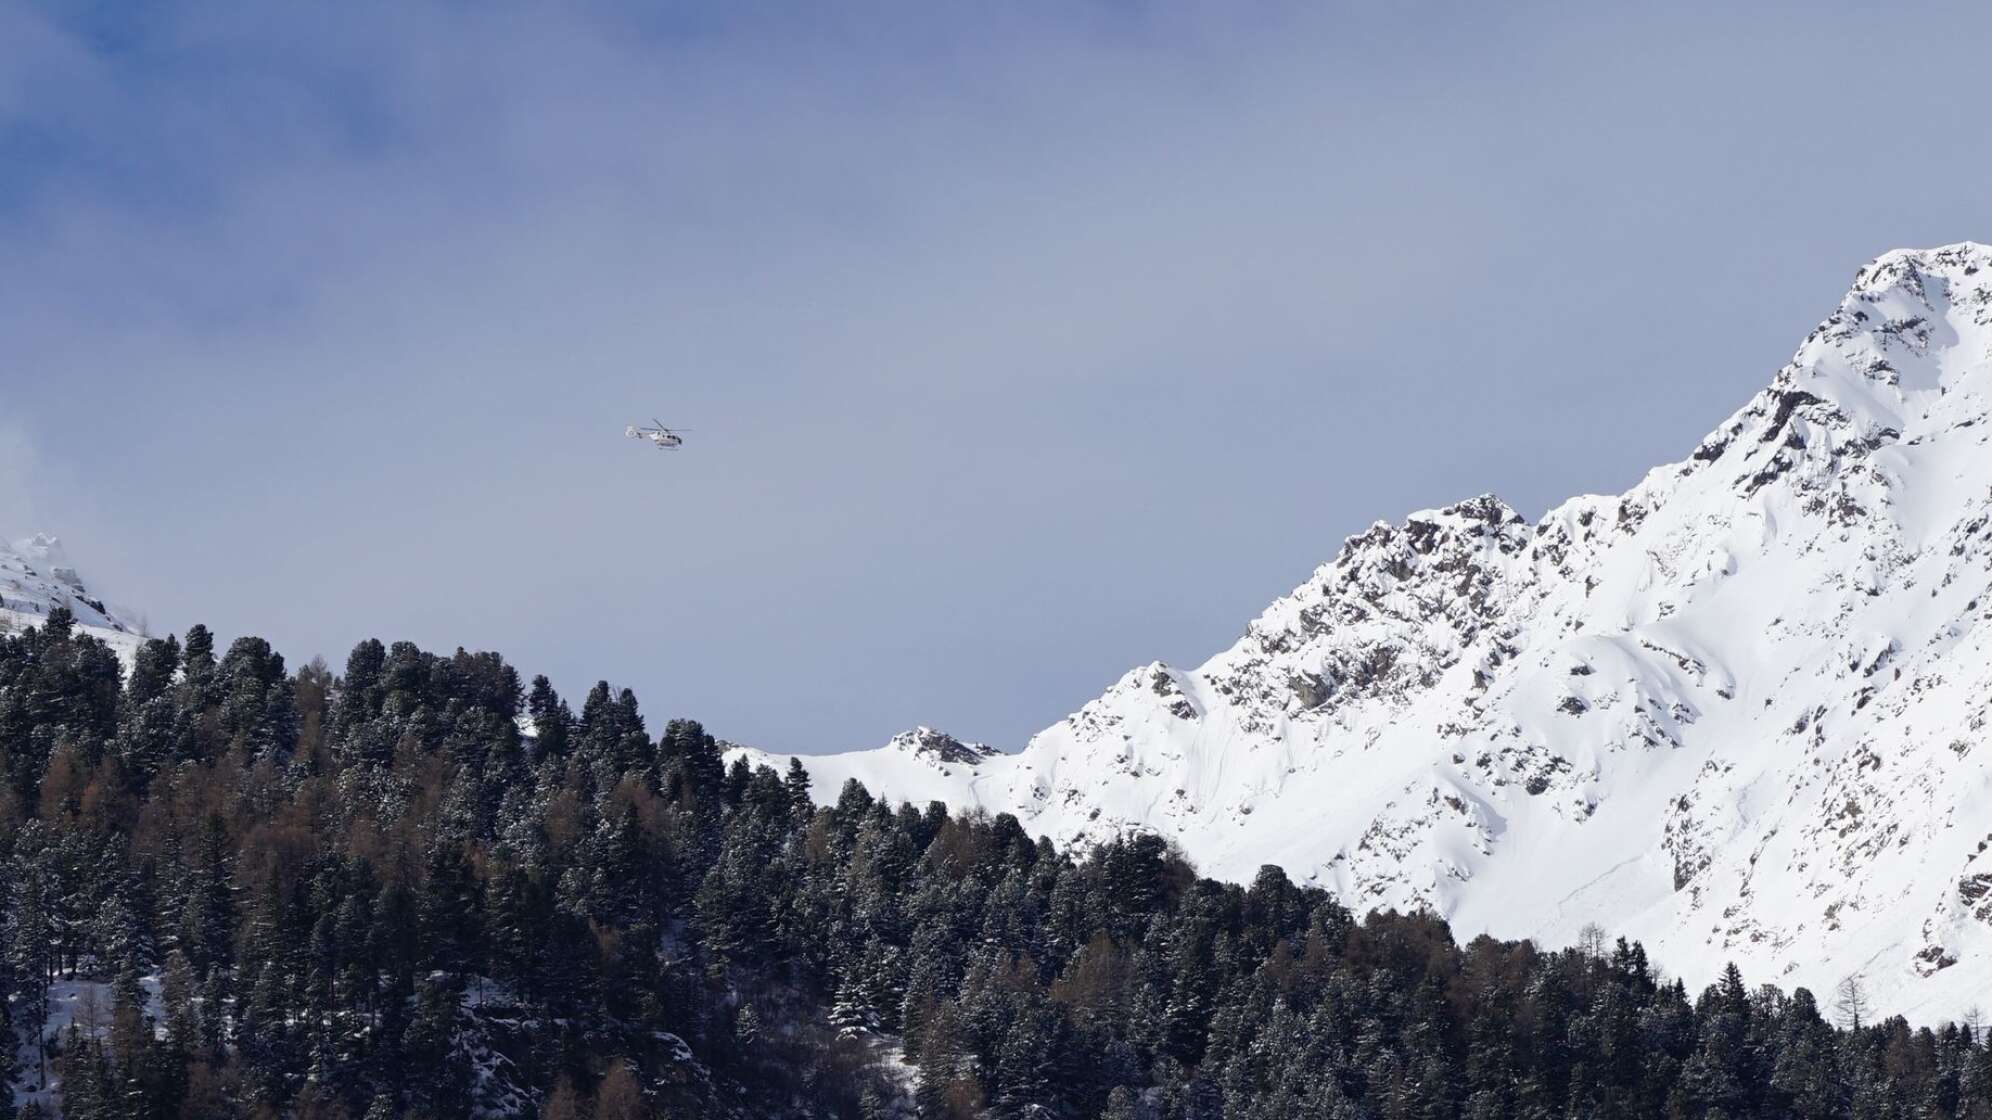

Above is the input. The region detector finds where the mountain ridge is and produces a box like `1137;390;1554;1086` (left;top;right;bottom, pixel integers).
734;241;1992;1017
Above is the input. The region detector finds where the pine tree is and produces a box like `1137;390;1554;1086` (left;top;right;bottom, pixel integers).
9;857;55;1091
784;757;813;816
420;840;482;985
179;814;237;978
125;635;180;708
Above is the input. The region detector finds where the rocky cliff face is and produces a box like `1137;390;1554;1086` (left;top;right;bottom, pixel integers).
736;244;1992;1018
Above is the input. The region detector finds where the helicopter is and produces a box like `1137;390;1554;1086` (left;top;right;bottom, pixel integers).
626;420;689;450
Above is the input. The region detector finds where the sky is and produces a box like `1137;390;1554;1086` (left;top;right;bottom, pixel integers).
4;0;1990;754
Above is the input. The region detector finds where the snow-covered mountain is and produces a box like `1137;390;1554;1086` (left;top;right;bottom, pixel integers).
736;243;1992;1019
0;533;146;659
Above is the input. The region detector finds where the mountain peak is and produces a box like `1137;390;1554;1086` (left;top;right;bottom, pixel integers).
1851;240;1992;294
885;726;998;765
0;532;143;639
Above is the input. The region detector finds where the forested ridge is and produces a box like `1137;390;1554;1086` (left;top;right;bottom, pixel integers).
0;608;1986;1119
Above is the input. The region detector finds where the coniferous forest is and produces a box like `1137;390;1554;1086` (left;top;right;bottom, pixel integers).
1;609;1990;1118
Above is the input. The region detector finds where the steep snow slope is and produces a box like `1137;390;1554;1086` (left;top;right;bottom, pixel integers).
736;243;1992;1019
0;533;146;661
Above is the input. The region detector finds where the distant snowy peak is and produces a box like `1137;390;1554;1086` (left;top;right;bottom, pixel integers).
884;726;1000;766
1;533;142;634
748;243;1992;1018
0;533;147;663
726;726;998;809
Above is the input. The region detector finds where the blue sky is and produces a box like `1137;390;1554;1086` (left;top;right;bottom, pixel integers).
5;0;1990;752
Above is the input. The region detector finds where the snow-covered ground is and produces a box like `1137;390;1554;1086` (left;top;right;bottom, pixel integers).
736;243;1992;1020
10;976;164;1114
